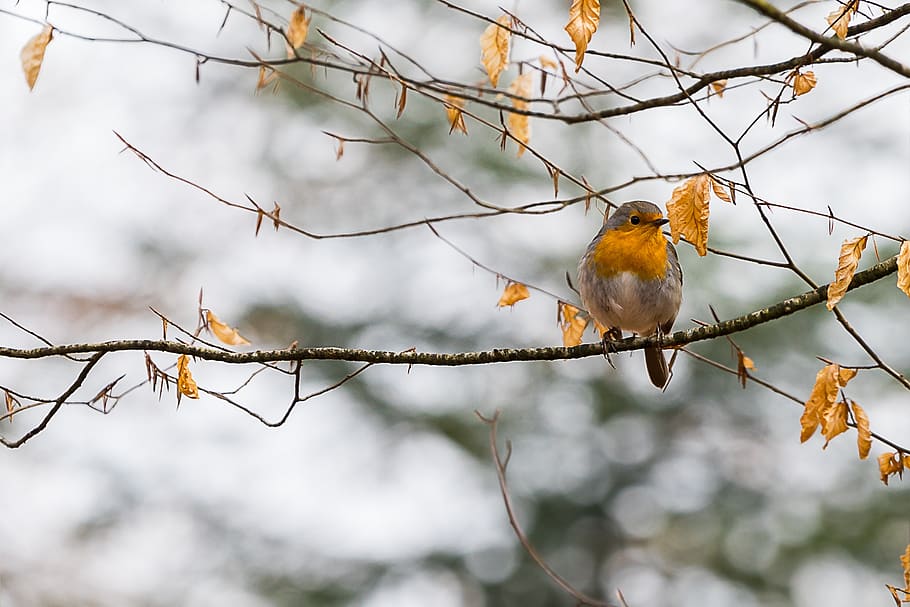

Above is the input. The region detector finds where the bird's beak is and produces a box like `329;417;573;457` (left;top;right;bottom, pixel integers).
653;218;670;227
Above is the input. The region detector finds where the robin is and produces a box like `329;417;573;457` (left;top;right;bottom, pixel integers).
577;201;683;388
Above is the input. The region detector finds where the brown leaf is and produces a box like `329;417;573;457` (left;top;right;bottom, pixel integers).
826;1;857;39
821;400;848;448
286;6;310;58
177;354;200;402
539;55;558;71
901;543;910;589
710;79;728;98
558;302;589;347
21;25;53;91
826;235;868;310
497;281;529;307
396;82;407;118
897;241;910;298
736;350;755;388
711;177;732;203
206;310;252;346
507;73;532;156
443;94;468;135
800;364;840;443
480;15;511;88
851;400;871;459
791;70;817;96
564;0;600;72
666;174;711;256
878;452;904;485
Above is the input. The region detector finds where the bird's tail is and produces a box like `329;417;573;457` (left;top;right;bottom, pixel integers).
644;345;669;389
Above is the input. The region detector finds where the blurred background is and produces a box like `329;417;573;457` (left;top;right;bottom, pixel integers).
0;1;909;605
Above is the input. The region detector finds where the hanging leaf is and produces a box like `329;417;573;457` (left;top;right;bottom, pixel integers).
826;0;857;39
710;79;728;98
800;363;855;442
878;452;904;485
507;72;532;156
897;241;910;298
21;25;53;91
791;70;817;96
666;174;712;256
177;354;200;402
497;281;529;307
443;94;468;135
480;15;511;87
558;302;589;347
206;310;252;346
286;6;311;57
826;235;868;310
850;400;871;459
564;0;600;72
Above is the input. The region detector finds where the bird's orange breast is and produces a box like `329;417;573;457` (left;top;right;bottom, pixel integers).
588;227;668;281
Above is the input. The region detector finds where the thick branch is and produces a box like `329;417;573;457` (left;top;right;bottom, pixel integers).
0;256;898;366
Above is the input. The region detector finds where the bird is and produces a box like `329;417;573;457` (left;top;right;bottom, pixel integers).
577;201;683;388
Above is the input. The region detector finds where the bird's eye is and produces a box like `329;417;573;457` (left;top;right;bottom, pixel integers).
630;215;640;225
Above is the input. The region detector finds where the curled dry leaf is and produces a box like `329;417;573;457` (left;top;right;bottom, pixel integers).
564;0;600;72
736;350;755;388
800;363;855;443
850;400;871;460
21;25;53;91
497;281;529;307
710;79;728;98
177;354;200;401
480;15;511;87
792;70;817;96
286;6;310;58
901;543;910;589
507;72;532;157
711;177;732;203
821;400;849;448
443;94;467;135
666;174;712;256
206;310;252;346
826;235;868;310
878;451;904;485
539;55;558;71
558;302;589;347
826;0;857;39
897;241;910;298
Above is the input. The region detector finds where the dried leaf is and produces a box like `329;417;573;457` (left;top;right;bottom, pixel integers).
736;351;755;388
558;302;589;347
826;235;868;310
286;6;310;58
177;354;200;401
507;72;532;156
396;82;407;118
850;400;871;460
897;241;910;298
710;79;728;98
443;94;468;135
821;400;849;448
792;70;817;96
480;15;511;87
826;1;857;39
901;543;910;589
206;310;252;346
497;281;529;307
800;364;840;442
666;174;711;256
21;25;53;91
539;55;558;71
886;584;902;607
711;177;732;203
878;452;904;485
564;0;600;72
